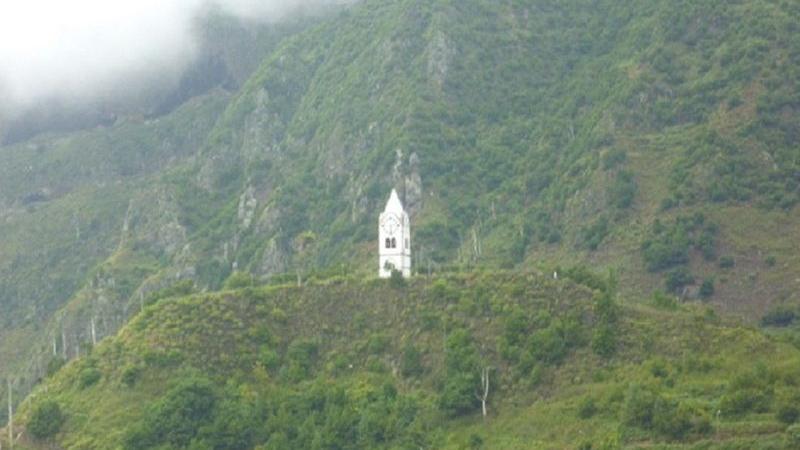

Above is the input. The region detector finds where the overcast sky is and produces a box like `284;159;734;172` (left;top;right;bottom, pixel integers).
0;0;343;114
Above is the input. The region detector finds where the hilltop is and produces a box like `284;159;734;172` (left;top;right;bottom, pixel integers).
6;272;800;449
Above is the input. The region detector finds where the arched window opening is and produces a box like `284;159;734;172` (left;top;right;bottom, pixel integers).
405;238;409;249
385;238;391;249
391;238;397;249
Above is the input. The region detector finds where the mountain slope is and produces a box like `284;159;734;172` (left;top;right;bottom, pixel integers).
1;0;799;428
177;0;800;310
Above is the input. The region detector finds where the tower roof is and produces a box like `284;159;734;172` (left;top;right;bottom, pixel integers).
384;189;405;214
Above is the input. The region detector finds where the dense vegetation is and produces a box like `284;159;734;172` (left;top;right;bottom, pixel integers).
1;0;799;438
6;273;800;449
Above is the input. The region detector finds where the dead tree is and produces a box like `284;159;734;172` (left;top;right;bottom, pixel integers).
475;366;491;418
91;317;97;346
7;378;12;449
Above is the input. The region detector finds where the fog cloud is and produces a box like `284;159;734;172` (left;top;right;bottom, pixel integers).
0;1;344;116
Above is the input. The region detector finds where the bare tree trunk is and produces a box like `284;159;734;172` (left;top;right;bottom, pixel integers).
7;378;12;449
62;328;68;360
91;317;97;346
475;367;490;419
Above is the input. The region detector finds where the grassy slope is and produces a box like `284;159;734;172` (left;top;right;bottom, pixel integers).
8;273;800;449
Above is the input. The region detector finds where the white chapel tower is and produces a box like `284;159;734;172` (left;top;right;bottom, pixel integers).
379;189;411;278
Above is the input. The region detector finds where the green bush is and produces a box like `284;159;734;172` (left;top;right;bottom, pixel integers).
719;368;775;417
223;271;254;290
652;399;693;441
776;393;800;424
608;170;637;209
439;372;480;417
123;377;217;450
719;256;735;269
786;424;800;448
641;221;691;272
578;397;597;419
699;278;715;299
28;400;65;440
270;307;288;323
720;389;772;416
401;343;424;378
623;384;657;428
579;216;610;251
258;347;280;370
121;364;143;387
529;318;580;365
389;269;406;288
642;216;718;273
648;358;669;379
144;280;195;306
623;384;708;440
592;325;616;358
602;149;627;170
500;310;528;362
665;268;694;294
761;306;796;327
282;339;319;381
439;329;481;417
592;290;619;358
366;334;390;355
652;291;679;310
78;367;102;389
468;433;484;449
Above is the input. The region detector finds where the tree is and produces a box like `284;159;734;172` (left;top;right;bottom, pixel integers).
28;400;65;440
439;329;481;417
123;377;217;450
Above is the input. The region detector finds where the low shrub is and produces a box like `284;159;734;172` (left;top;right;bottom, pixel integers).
699;278;715;299
78;367;102;389
776;393;800;424
719;389;772;416
28;400;65;440
578;397;598;419
719;256;735;269
121;364;143;387
761;306;796;327
665;268;694;294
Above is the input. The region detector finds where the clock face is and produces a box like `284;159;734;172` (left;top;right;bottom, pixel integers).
381;215;400;236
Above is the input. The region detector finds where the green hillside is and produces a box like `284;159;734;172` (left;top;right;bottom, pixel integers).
170;0;800;313
1;0;800;437
7;272;800;449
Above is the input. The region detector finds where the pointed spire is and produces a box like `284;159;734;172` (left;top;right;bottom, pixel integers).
384;189;405;214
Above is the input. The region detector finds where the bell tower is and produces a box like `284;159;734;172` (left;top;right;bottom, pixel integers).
379;189;411;278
